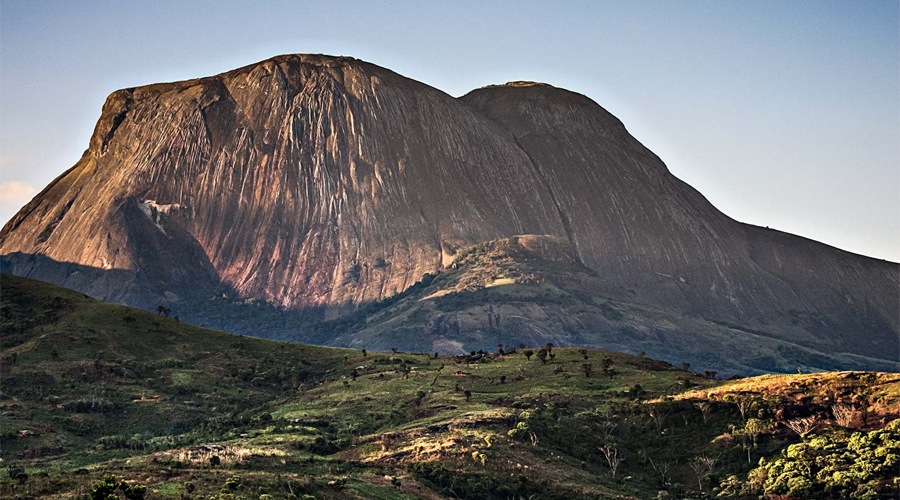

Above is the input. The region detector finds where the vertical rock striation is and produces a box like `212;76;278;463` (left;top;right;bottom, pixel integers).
1;55;896;365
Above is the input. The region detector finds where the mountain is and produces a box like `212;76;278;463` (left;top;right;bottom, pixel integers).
2;274;898;499
1;54;897;371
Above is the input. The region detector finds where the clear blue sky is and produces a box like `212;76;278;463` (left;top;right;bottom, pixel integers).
1;0;898;261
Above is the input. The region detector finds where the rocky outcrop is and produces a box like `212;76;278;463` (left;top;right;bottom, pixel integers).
2;54;897;368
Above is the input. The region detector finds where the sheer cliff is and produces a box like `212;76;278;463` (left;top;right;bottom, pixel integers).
1;54;896;370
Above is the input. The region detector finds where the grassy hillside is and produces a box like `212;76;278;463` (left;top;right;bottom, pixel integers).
1;274;898;499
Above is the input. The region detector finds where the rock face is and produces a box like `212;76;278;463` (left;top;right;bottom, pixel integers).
2;54;897;369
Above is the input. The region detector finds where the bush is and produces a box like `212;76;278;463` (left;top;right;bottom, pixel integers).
717;420;900;499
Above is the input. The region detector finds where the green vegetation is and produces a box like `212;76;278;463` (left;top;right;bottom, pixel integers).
2;274;898;499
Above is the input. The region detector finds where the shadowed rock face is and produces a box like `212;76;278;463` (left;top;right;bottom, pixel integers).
2;54;897;366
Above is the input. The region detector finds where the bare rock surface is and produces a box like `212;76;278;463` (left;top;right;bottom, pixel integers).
2;55;897;369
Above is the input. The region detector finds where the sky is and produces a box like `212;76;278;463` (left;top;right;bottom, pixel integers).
1;0;898;261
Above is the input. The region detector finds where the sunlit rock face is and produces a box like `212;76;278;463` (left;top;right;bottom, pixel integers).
1;54;897;361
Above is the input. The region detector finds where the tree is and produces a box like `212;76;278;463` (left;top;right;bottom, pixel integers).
599;446;623;478
497;343;504;354
464;390;472;402
719;421;900;499
89;475;147;500
90;476;119;500
648;458;671;489
724;393;755;421
784;416;819;437
499;375;507;384
545;342;554;353
733;418;772;464
523;350;534;360
537;349;548;364
681;362;691;371
694;401;712;423
832;403;855;428
648;407;669;432
582;363;593;378
156;305;165;316
361;349;367;357
689;456;716;493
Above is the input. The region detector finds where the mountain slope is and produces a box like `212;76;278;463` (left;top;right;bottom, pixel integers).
2;275;898;499
460;83;898;361
0;55;566;314
320;235;900;375
1;54;897;370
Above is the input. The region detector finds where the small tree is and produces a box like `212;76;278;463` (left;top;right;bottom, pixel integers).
545;343;554;353
499;375;507;384
784;415;819;436
648;458;671;488
361;349;367;357
832;404;855;428
681;362;691;371
523;350;534;360
724;394;755;421
733;418;771;464
537;349;548;364
690;456;716;493
464;390;472;402
648;407;669;432
599;446;623;478
695;401;712;423
582;363;593;378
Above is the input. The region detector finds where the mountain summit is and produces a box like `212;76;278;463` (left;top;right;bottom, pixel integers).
2;54;897;371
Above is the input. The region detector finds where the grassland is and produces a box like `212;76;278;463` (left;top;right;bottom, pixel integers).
1;274;897;499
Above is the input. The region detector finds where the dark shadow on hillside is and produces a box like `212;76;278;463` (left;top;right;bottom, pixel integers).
0;252;328;343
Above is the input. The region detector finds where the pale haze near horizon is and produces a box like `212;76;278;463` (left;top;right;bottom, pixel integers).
1;0;897;261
